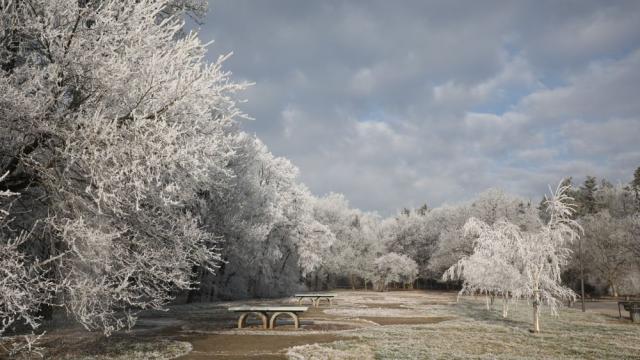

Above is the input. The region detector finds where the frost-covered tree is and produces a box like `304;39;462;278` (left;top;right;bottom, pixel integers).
373;252;418;291
382;209;437;278
581;212;636;297
311;193;382;290
0;173;57;355
191;134;335;300
595;182;636;218
428;190;539;279
445;182;581;333
444;218;525;317
1;0;243;334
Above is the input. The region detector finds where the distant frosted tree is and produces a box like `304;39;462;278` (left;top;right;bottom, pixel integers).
373;252;418;291
312;193;382;290
192;134;336;300
631;167;640;211
578;176;599;215
581;212;636;297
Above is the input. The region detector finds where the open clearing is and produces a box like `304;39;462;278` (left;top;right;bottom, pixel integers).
28;290;640;359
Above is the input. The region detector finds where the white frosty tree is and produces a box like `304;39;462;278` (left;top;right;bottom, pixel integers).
192;134;335;300
1;0;244;334
580;211;635;297
373;252;418;291
312;193;383;290
445;181;582;333
429;190;539;278
0;172;57;356
444;218;525;317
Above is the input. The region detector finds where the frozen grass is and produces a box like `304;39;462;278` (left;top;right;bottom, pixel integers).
301;291;640;359
56;339;191;360
32;291;640;359
287;341;375;360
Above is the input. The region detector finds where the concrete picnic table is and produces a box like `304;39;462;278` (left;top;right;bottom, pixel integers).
294;293;337;307
228;306;308;329
617;301;640;322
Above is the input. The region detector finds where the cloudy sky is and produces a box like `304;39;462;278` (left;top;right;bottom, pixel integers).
198;0;640;215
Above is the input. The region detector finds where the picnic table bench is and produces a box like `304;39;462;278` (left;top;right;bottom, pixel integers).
618;301;640;322
294;293;337;307
228;306;308;329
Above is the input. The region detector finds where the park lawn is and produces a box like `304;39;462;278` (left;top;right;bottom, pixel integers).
287;290;640;360
11;290;640;359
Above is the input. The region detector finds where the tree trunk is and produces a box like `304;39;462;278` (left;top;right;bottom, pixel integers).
502;296;509;318
532;290;540;333
314;272;319;291
350;273;356;290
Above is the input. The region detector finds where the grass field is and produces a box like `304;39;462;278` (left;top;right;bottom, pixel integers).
11;290;640;359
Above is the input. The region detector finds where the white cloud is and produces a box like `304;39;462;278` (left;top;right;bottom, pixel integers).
200;1;640;214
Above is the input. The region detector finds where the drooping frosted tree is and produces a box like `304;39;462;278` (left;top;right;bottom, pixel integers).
445;182;581;332
429;190;540;279
444;218;526;316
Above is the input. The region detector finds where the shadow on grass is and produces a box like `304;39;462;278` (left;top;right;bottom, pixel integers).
449;299;533;330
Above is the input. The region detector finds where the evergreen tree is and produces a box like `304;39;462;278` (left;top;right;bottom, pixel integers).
579;176;598;215
632;166;640;211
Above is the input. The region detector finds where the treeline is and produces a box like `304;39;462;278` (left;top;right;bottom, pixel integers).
305;187;542;292
321;170;640;297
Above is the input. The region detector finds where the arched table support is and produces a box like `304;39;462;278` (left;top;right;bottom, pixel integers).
269;311;300;329
237;311;268;329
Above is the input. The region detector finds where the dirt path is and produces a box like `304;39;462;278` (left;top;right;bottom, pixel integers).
164;290;458;358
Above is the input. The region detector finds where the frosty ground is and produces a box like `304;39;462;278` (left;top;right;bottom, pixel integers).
33;290;639;359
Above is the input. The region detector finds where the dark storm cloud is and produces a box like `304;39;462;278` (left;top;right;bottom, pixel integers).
198;0;640;214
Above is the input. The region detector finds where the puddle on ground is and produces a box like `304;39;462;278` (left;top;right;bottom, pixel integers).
177;333;355;359
358;316;454;325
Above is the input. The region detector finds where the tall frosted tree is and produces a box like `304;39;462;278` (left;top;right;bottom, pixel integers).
1;0;244;334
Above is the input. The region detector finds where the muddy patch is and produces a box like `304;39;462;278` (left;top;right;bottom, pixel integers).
363;302;407;309
178;333;355;359
358;316;454;326
302;320;366;331
324;307;425;318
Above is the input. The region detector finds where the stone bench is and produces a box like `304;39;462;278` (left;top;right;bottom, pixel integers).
618;301;640;322
228;306;308;329
294;293;337;307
